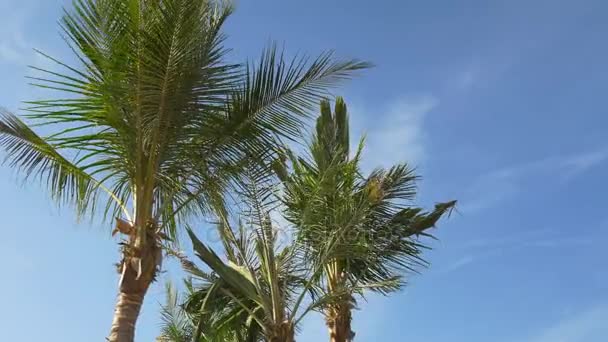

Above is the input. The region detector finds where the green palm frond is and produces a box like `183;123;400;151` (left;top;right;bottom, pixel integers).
158;282;194;342
184;273;263;342
188;228;263;307
158;277;260;342
0;109;129;218
229;47;369;141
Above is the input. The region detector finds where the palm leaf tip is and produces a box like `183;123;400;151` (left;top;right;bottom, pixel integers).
407;200;457;236
235;46;371;142
432;200;457;220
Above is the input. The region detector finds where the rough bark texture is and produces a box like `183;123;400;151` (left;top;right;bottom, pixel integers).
326;304;355;342
108;226;162;342
268;322;295;342
108;292;144;341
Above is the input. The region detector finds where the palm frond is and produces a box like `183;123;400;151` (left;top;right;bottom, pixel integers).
158;282;194;342
0;109;129;218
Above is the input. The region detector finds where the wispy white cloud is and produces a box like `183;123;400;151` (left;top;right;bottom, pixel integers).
523;304;608;342
439;255;475;274
0;4;33;65
438;228;597;275
350;95;438;170
0;1;59;74
561;149;608;179
453;66;481;91
445;52;516;94
462;149;608;213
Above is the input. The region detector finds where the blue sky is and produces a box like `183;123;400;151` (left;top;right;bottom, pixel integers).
1;0;607;341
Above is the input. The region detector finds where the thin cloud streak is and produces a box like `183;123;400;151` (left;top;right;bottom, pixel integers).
438;229;597;276
462;149;608;213
438;255;475;274
350;95;438;171
0;4;33;64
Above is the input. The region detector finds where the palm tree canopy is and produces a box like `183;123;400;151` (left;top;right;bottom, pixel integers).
282;97;456;295
157;279;260;342
179;180;311;342
0;0;369;239
158;282;195;342
159;98;455;341
174;171;356;342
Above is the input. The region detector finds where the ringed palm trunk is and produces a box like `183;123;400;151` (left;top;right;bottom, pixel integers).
326;302;355;342
108;222;162;342
325;261;355;342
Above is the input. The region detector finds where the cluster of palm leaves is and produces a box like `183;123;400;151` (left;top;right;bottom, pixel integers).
0;1;454;341
156;98;455;342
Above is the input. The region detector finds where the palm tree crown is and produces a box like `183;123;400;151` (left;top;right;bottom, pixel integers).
179;175;347;342
281;97;456;342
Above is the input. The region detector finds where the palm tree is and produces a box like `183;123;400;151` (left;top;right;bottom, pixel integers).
281;98;456;342
0;1;367;340
159;251;264;342
178;174;354;342
158;279;255;342
157;282;195;342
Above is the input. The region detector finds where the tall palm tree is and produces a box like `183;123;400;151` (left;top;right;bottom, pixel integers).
0;1;367;340
281;98;456;342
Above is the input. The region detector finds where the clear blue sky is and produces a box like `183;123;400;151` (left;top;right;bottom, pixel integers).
1;0;607;341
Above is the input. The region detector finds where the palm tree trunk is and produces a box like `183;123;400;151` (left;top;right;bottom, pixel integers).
326;303;355;342
108;233;161;342
269;322;295;342
108;291;145;341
